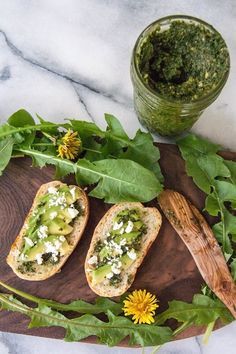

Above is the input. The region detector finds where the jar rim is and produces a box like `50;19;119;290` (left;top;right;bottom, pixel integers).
132;14;230;108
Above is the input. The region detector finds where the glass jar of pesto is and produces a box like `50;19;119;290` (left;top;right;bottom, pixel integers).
131;15;230;136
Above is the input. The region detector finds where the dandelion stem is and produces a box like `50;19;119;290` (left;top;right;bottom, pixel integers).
151;321;192;354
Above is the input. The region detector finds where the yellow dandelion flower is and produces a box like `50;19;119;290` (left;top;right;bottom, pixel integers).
123;289;159;324
57;129;81;160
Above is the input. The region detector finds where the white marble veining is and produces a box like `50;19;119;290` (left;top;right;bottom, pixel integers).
0;0;235;353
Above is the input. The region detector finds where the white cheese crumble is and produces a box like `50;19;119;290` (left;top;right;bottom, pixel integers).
50;211;58;220
48;194;67;208
127;249;137;260
45;241;58;255
111;261;122;275
67;207;79;218
106;272;114;279
35;253;43;265
52;255;58;262
37;225;48;239
47;187;58;195
24;237;34;247
59;235;66;242
120;238;127;246
54;240;62;250
113;221;123;231
87;255;98;265
108;240;123;256
125;220;134;234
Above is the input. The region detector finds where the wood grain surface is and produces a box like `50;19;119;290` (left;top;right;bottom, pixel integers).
0;143;234;344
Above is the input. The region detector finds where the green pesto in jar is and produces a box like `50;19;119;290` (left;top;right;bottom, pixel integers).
138;20;230;102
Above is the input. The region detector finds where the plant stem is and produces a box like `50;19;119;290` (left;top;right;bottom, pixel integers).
41;131;56;144
151;321;191;354
203;321;215;344
32;143;54;147
83;147;102;154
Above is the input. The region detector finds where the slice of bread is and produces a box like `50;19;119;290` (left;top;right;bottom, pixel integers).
85;202;162;297
7;181;89;281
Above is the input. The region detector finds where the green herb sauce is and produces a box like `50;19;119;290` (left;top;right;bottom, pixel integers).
138;20;230;102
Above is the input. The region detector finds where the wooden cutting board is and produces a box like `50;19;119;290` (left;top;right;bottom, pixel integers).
0;143;234;343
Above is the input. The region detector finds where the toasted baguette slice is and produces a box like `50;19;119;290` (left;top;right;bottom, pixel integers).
85;202;162;297
7;181;89;281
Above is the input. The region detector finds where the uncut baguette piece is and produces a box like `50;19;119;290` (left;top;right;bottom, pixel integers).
158;189;236;319
85;202;162;297
7;181;89;281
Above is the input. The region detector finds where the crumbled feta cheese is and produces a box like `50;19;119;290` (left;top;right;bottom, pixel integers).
107;232;110;237
113;221;123;230
119;228;124;235
125;220;134;234
106;272;114;279
52;255;58;262
59;235;66;242
119;238;127;246
50;211;58;220
35;253;43;265
127;249;137;260
109;240;123;256
87;255;98;265
45;241;58;255
37;225;48;239
24;223;29;230
54;240;62;250
70;187;76;200
111;260;122;275
67;207;79;218
24;237;34;247
111;265;121;275
48;187;58;195
48;194;67;208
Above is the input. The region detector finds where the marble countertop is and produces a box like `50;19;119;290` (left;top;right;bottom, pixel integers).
0;0;235;353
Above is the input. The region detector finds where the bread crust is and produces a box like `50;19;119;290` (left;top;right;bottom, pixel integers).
85;202;162;297
7;181;89;281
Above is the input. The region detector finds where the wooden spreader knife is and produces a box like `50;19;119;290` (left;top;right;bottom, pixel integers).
158;189;236;319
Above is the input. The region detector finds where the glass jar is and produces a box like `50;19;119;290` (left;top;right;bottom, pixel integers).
131;15;230;137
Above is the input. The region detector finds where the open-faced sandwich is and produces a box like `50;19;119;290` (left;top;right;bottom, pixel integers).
85;202;162;297
7;181;89;281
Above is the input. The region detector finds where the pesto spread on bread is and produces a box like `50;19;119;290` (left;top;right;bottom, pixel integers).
87;208;147;286
16;185;81;273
